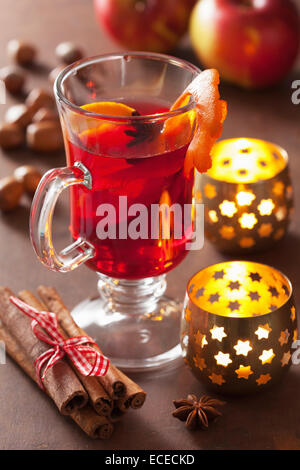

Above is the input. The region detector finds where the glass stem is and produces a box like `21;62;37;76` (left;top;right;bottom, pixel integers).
97;273;167;316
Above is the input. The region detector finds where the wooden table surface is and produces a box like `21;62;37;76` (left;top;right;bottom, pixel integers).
0;0;300;450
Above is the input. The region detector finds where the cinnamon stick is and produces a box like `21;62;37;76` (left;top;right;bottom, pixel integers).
112;368;147;410
71;406;113;440
0;321;36;380
110;401;126;422
0;286;88;415
37;286;127;399
18;289;113;417
0;320;113;439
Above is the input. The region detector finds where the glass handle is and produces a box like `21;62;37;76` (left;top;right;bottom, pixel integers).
30;162;95;273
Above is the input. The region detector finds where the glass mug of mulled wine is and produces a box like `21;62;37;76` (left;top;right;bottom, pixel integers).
30;52;202;371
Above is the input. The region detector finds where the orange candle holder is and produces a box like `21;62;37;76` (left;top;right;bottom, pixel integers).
197;138;293;253
181;261;297;395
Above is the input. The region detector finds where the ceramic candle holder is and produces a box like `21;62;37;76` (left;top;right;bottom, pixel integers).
196;138;293;253
181;261;297;395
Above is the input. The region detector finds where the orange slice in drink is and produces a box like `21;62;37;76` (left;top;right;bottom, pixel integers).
81;101;137;117
170;69;227;176
78;101;138;153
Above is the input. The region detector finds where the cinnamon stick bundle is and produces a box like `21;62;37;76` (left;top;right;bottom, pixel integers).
0;319;113;439
0;287;88;416
18;290;113;417
37;286;127;399
37;286;147;410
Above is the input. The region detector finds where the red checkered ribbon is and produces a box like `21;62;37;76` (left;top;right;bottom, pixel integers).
9;296;109;389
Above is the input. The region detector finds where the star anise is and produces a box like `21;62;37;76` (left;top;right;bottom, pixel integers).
172;394;225;430
125;110;163;147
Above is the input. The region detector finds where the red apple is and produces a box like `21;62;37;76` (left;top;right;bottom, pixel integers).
94;0;197;53
189;0;300;88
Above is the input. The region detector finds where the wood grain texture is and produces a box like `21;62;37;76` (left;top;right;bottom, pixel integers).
0;0;300;450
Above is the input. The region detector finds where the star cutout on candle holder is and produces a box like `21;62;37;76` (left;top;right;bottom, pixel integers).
274;228;285;240
275;207;287;222
233;340;253;356
195;190;202;203
291;306;296;322
268;286;279;298
249;291;261;301
259;349;275;364
181;334;189;348
193;354;207;371
278;329;290;346
258;199;275;216
258;223;273;238
194;330;208;348
214;351;232;367
269;304;278;312
210;325;227;342
188;284;195;294
204;183;217;199
256;373;271;386
238;213;258;229
282;284;289;297
219;225;236;240
286;185;293;200
209;293;220;304
184;306;191;322
235;365;253;379
227;281;241;291
219;200;237;217
209;372;225;386
249;272;262;282
236;191;255;206
239;237;255;248
195;287;205;299
273;181;285;196
208;210;218;223
213;270;226;280
228;301;241;312
281;351;291;367
255;324;272;340
293;329;298;341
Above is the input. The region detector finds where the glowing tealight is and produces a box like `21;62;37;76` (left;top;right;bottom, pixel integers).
183;261;296;394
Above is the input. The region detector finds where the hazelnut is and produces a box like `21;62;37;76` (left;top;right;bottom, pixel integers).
55;42;83;65
25;88;55;113
0;175;24;212
48;65;65;85
0;65;25;94
4;104;33;128
14;165;42;195
26;121;64;152
0;122;24;149
32;107;58;123
7;39;37;66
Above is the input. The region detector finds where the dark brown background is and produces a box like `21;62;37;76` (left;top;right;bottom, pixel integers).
0;0;300;450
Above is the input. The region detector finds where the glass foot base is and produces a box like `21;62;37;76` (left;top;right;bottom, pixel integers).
72;293;183;372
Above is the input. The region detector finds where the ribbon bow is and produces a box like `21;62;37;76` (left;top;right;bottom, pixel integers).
9;296;109;389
